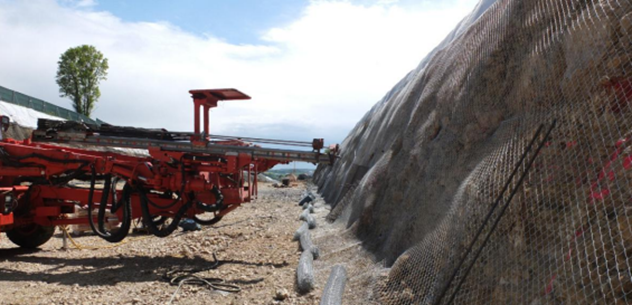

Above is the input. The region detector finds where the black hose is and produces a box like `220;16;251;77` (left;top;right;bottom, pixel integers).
97;175;132;241
193;186;224;225
97;174;113;235
110;177;121;213
142;190;182;209
138;187;191;237
86;167;132;243
192;214;223;226
51;162;91;186
194;186;224;213
86;166;101;235
147;216;168;226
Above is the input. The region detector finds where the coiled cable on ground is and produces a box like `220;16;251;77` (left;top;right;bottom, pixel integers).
164;253;241;305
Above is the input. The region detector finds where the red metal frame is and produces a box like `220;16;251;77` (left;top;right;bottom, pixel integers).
0;88;335;246
0;214;12;226
189;89;250;142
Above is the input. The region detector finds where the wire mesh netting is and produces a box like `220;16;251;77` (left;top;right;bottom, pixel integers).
314;0;632;304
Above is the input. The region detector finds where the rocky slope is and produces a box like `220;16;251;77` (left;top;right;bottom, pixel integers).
316;0;632;303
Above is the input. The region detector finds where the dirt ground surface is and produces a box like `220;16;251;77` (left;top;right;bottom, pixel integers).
0;182;336;305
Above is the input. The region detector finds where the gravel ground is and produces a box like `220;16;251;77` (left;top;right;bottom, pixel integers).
0;183;324;305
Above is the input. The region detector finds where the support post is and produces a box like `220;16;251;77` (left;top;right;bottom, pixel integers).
62;227;68;250
193;102;201;135
203;104;210;138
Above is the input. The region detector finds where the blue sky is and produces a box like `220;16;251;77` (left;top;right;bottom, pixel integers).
90;0;309;45
0;0;480;168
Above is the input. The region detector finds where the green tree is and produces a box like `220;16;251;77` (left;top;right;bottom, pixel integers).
55;45;109;117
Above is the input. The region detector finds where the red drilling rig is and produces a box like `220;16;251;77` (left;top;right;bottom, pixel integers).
0;89;338;248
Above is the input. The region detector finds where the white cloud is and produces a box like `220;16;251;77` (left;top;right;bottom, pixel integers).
376;0;399;5
76;0;96;7
0;0;478;145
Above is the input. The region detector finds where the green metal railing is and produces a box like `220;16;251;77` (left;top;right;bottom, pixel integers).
0;85;102;125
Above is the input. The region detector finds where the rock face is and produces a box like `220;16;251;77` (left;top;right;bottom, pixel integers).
316;0;632;304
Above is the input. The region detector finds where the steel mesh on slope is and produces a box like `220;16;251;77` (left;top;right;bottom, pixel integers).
373;0;632;304
319;0;632;304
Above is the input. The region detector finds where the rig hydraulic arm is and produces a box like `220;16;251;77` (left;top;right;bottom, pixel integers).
0;89;338;248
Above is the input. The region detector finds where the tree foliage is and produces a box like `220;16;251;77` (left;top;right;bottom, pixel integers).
56;45;108;117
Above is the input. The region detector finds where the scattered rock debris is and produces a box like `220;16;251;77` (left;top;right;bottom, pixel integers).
0;183;321;305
